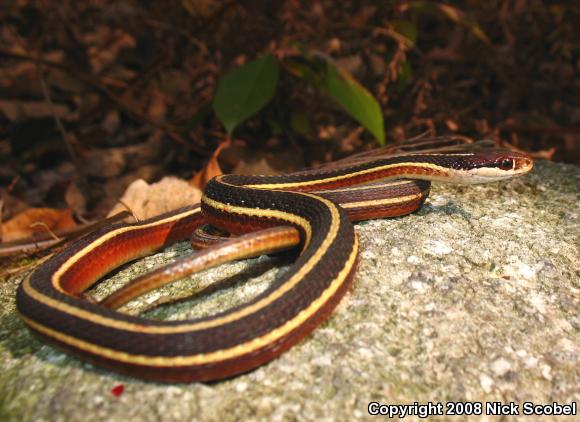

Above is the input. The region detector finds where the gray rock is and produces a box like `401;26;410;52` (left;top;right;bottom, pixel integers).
1;160;578;421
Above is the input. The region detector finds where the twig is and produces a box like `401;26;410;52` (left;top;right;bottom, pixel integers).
7;175;20;192
0;211;131;258
35;61;95;209
29;222;61;241
118;200;140;223
0;255;52;280
35;57;91;196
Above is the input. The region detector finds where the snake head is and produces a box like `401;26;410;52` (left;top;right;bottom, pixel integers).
456;150;534;184
494;152;534;173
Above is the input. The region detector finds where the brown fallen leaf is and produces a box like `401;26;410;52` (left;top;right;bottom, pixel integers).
108;177;202;221
0;189;29;221
445;119;459;131
220;144;304;175
84;130;166;178
1;208;77;243
0;211;132;258
147;89;167;122
84;28;136;73
180;0;222;18
232;157;278;175
0;99;75;122
191;139;230;189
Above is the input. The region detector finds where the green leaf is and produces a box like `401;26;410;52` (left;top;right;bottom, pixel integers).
321;60;385;145
213;53;279;135
394;61;413;92
406;1;490;45
290;112;312;136
392;20;418;45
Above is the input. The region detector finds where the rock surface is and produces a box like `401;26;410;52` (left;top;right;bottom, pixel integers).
1;160;578;421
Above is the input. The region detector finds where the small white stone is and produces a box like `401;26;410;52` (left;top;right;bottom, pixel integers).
541;364;552;380
557;338;576;352
311;354;332;367
45;352;66;363
356;347;373;359
423;239;453;256
479;374;494;393
528;293;547;314
515;349;528;358
236;381;248;392
518;263;536;278
361;250;376;260
430;195;449;206
407;255;421;264
424;302;437;312
504;257;537;280
490;358;512;376
146;292;161;304
523;355;539;368
410;280;429;292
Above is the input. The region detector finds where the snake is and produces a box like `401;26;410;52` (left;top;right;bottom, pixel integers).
16;148;533;382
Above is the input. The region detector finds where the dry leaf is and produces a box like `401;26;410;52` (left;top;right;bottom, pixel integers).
84;130;166;178
0;100;75;122
180;0;221;18
221;145;304;175
65;182;87;215
1;208;77;243
445;119;459;131
0;189;29;221
232;157;278;175
108;177;202;221
85;28;136;73
95;164;163;217
191;139;229;189
147;89;167;122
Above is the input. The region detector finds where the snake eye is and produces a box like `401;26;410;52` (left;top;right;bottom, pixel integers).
498;158;514;170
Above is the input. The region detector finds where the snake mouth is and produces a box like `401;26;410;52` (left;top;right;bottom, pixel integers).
513;155;534;173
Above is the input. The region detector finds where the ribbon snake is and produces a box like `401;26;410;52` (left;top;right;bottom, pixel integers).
16;140;534;382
